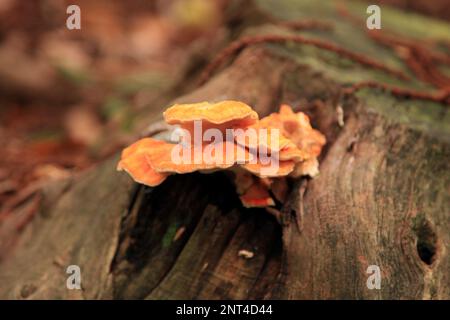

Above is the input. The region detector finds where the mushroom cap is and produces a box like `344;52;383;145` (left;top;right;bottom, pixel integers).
234;125;292;154
144;139;254;174
163;101;259;126
278;142;308;161
259;104;326;158
117;138;168;187
288;112;326;157
241;159;295;178
239;180;275;208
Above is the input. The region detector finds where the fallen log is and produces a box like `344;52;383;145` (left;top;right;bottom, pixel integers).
0;0;448;299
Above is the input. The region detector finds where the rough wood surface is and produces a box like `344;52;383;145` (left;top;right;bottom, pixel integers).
0;0;449;299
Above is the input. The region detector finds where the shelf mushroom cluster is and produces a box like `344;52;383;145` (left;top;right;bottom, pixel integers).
117;101;326;208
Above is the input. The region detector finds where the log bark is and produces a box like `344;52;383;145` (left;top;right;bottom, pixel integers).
0;0;449;299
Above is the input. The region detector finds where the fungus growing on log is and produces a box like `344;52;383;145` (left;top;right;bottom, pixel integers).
116;138;169;187
239;179;275;208
259;104;326;177
164;100;259;133
117;101;326;209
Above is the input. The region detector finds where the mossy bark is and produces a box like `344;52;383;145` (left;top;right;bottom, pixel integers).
0;0;449;299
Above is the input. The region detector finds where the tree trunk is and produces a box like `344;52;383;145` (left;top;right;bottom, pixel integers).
0;0;449;299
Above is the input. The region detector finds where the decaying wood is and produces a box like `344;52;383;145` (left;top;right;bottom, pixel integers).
0;0;449;299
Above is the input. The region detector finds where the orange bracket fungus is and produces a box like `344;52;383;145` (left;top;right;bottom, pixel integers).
117;100;326;209
164;101;259;133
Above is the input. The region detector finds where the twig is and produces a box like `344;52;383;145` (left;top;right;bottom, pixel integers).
344;81;450;105
276;20;333;31
336;1;450;90
199;34;410;85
